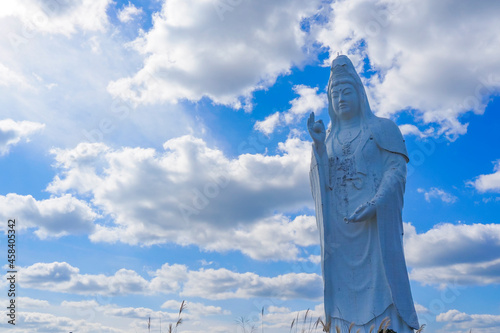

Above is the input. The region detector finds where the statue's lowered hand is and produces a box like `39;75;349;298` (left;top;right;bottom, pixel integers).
307;112;326;147
346;201;376;223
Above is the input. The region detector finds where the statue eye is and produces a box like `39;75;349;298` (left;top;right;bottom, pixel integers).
332;92;339;98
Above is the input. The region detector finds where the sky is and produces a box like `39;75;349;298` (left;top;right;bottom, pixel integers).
0;0;499;332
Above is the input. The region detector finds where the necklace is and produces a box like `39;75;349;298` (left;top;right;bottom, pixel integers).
336;128;361;155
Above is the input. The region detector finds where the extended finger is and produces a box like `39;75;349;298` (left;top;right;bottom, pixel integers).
356;210;369;221
346;212;359;223
354;203;366;215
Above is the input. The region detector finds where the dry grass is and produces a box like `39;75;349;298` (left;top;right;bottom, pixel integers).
167;300;185;333
289;308;323;333
300;314;426;333
145;301;428;333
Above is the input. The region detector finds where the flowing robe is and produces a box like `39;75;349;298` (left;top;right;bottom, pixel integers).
310;117;419;331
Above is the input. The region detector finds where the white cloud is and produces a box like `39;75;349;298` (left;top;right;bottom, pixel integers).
307;254;321;265
0;119;44;155
17;261;322;301
255;85;327;135
284;85;327;124
47;135;317;260
17;296;50;309
161;300;231;317
61;299;99;309
102;306;178;321
0;296;234;333
0;296;244;333
180;268;322;300
18;262;150;296
117;2;143;23
58;299;186;328
399;124;430;138
469;160;500;193
0;63;31;88
264;304;324;330
149;263;188;294
0;0;111;36
404;222;500;285
255;112;281;136
0;194;97;238
414;303;429;314
417;187;458;204
108;0;323;108
151;263;322;301
314;0;500;139
0;311;122;333
437;309;500;333
1;8;194;150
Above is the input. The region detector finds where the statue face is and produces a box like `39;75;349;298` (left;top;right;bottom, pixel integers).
331;82;360;120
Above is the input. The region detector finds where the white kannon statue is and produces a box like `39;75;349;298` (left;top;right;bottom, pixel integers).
308;55;419;332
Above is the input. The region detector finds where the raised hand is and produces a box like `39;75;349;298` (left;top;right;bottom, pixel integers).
307;112;326;148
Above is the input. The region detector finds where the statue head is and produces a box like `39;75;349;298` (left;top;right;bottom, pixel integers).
327;55;374;131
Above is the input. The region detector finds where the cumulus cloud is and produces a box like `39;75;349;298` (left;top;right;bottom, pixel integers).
47;135;317;260
1;2;195;150
108;0;323;108
0;311;122;333
437;309;500;333
417;187;458;204
18;261;322;301
404;222;500;285
255;112;281;136
0;119;44;155
180;268;322;300
18;262;150;296
151;263;322;301
0;296;234;332
255;85;327;135
314;0;500;139
399;124;431;138
469;160;500;193
0;193;97;238
117;2;143;23
0;0;111;36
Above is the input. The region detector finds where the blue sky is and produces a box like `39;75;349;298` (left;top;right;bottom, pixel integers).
1;0;500;332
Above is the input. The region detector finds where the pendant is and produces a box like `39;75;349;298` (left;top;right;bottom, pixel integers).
342;142;351;155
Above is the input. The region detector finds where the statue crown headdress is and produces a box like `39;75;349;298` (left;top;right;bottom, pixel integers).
330;55;354;80
331;64;350;77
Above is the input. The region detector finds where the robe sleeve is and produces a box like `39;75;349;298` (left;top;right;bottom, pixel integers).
371;117;409;163
375;151;420;329
309;143;329;279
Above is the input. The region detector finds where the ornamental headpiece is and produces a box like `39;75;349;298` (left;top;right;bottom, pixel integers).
331;63;350;77
330;55;358;82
